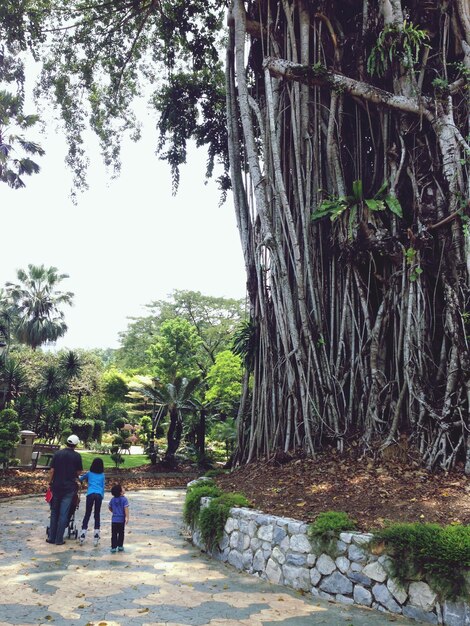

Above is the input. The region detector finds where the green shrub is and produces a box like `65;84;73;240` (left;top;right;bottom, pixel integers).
0;408;20;469
92;420;106;443
69;419;94;444
204;468;229;478
183;480;222;527
199;492;251;551
308;511;357;557
373;522;470;600
110;452;124;468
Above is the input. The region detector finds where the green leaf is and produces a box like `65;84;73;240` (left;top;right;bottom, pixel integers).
375;180;389;198
311;209;332;222
385;195;403;218
365;199;385;211
352;179;363;201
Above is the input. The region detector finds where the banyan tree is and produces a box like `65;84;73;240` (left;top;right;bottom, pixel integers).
230;0;470;469
3;1;470;469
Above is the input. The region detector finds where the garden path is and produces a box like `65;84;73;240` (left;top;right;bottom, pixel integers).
0;489;428;625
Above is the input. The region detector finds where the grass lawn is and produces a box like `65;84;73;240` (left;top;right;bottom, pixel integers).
78;451;150;471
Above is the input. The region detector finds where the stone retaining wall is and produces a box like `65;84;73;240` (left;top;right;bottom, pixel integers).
188;498;470;626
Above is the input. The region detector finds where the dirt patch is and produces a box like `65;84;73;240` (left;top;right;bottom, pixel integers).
0;465;198;500
214;451;470;531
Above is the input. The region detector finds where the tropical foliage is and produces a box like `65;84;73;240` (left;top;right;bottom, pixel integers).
0;90;45;188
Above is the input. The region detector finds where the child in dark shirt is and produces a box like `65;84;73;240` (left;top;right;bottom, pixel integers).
108;484;129;553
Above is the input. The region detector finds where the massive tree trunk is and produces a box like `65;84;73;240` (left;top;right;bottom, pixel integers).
228;0;470;470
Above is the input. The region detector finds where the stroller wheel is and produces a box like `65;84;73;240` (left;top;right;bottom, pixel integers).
46;526;50;538
73;529;78;539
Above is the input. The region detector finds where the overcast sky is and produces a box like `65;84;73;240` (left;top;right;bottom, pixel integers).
1;108;246;351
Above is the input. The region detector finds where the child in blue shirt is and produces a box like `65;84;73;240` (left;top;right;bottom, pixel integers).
78;457;105;546
108;484;129;553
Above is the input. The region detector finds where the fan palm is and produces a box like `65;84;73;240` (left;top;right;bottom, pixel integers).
6;264;74;349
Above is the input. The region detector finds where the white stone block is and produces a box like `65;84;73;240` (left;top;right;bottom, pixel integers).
266;558;283;584
353;533;373;546
316;554;336;576
387;578;408;605
250;537;261;551
280;536;290;552
362;561;387;583
258;524;274;541
336;594;355;605
252;548;266;572
310;567;321;586
354;585;373;607
272;546;286;565
408;581;437;612
335;556;350;574
290;533;312;553
282;565;311;591
225;518;235;534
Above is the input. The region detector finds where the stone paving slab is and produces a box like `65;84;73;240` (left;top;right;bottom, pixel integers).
0;490;429;626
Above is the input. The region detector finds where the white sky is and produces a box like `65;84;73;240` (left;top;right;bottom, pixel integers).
0;110;246;350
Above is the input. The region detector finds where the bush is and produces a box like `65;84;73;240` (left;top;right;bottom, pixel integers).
0;408;20;469
92;420;106;443
308;511;357;557
69;419;94;444
60;428;72;443
204;468;229;478
199;492;251;551
373;522;470;600
183;480;222;527
88;442;112;454
113;416;126;431
110;452;124;468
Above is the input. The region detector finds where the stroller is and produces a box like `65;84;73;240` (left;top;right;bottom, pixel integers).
46;488;81;541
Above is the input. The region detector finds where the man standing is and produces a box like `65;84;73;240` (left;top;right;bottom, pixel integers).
47;434;83;545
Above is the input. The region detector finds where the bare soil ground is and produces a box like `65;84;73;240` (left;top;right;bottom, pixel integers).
2;451;469;531
214;450;470;531
0;462;198;499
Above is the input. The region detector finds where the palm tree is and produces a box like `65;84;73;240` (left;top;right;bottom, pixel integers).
129;376;200;463
0;90;45;189
6;264;74;350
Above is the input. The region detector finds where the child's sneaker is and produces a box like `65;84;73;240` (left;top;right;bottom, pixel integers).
79;530;87;545
110;548;117;553
117;546;124;552
93;531;100;546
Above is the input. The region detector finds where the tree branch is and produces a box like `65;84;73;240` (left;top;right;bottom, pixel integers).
263;57;433;119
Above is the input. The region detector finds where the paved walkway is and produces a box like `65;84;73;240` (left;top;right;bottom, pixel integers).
0;490;428;626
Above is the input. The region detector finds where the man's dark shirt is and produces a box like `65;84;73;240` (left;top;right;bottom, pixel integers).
50;447;83;494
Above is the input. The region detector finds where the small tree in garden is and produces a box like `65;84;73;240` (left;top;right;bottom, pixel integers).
110;451;124;469
0;408;20;469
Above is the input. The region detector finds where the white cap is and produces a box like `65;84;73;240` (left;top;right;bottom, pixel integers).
67;434;80;446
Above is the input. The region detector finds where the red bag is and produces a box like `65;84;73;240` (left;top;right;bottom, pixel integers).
45;487;53;503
